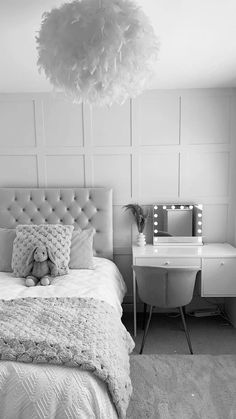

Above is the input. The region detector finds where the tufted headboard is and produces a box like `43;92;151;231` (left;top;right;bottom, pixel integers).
0;188;113;260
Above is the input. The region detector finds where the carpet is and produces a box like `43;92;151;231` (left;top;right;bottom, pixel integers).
127;354;236;419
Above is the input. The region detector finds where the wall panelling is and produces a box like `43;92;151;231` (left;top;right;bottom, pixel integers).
0;100;36;147
0;89;235;306
42;98;84;147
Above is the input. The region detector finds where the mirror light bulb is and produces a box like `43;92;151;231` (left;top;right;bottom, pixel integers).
198;214;202;218
154;229;158;233
189;205;193;209
198;221;202;226
154;205;158;209
180;205;184;209
154;214;158;218
171;205;175;209
198;229;202;233
154;221;158;225
163;205;167;209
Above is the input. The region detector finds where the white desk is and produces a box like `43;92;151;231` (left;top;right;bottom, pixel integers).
132;243;236;336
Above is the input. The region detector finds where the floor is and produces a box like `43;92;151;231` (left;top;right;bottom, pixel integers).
122;311;236;355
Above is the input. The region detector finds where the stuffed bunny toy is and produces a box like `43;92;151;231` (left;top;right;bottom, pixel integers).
25;245;58;287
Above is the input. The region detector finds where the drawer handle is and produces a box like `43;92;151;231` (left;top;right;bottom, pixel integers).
220;262;225;266
164;261;170;265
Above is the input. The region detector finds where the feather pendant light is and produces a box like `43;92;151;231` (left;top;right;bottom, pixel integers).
36;0;159;106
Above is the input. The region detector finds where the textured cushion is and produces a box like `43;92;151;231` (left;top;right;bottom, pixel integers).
12;224;74;277
70;228;95;269
0;228;16;272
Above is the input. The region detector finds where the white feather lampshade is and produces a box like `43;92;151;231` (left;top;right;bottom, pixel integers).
36;0;159;106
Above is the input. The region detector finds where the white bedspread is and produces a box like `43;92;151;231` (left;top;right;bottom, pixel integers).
0;258;127;419
0;257;126;316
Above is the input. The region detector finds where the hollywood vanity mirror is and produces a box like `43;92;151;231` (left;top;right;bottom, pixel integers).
153;204;203;245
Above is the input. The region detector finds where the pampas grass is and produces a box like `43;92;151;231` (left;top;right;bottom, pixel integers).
123;204;148;233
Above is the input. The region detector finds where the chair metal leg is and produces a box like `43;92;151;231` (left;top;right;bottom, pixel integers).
142;303;147;330
140;305;153;354
179;306;193;355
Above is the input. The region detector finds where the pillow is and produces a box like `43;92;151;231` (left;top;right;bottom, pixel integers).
0;228;16;272
69;227;95;269
12;224;74;278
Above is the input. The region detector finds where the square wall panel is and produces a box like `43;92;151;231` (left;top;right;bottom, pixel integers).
91;102;131;146
0;155;37;186
93;154;131;204
113;206;132;248
43;98;83;147
140;153;179;199
181;152;229;197
0;101;36;147
202;205;228;242
134;91;180;145
181;95;230;144
45;155;85;187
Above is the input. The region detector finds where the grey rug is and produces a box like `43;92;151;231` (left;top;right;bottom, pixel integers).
127;354;236;419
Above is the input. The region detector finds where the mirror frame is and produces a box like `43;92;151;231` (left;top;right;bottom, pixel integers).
153;204;203;245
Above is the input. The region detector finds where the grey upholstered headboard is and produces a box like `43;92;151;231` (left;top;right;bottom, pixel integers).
0;188;113;260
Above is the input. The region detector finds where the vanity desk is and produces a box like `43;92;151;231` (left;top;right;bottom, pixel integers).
132;243;236;336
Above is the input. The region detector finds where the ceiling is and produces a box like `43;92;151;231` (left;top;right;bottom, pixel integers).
1;0;236;92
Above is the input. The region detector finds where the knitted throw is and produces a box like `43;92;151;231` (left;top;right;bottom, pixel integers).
0;297;134;419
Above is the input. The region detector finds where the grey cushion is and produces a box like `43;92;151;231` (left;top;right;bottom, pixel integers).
70;228;95;269
0;228;16;272
12;224;74;277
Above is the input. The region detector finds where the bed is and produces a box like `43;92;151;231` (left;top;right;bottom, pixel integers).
0;187;134;419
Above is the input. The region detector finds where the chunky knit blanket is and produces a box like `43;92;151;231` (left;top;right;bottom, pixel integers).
0;297;134;419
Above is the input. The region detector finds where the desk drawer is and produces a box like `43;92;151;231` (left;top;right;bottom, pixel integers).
202;258;236;296
135;257;201;268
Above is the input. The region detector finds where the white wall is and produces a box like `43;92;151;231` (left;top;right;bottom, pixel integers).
0;88;235;304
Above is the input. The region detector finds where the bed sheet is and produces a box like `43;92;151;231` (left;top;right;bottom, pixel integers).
0;257;126;317
0;257;127;419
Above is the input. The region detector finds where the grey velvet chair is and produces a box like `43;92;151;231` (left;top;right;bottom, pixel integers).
132;266;198;355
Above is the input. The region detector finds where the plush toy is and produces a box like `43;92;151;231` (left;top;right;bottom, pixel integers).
25;245;58;287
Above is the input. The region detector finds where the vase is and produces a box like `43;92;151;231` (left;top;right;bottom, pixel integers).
137;232;146;247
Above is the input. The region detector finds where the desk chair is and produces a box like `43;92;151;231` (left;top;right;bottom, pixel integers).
132;266;198;355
